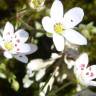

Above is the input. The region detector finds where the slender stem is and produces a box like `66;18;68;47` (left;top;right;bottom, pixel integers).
55;82;73;94
19;18;45;33
19;18;34;30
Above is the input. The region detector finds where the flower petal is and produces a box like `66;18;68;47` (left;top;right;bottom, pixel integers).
0;35;3;41
42;16;54;33
88;81;96;86
74;53;88;73
3;22;14;41
63;29;87;45
53;33;64;51
24;44;38;55
23;75;33;88
14;43;35;54
27;59;44;71
63;7;84;29
14;54;28;63
36;69;46;81
85;65;96;80
4;51;13;59
50;0;63;21
14;29;29;43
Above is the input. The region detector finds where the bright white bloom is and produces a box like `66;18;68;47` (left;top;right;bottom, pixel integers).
0;22;37;63
42;0;87;51
74;53;96;86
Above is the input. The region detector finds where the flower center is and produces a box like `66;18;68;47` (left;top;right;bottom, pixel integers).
31;0;44;8
4;42;13;51
54;23;64;34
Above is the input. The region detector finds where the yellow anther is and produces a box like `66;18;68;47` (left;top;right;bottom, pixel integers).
54;23;64;34
4;42;13;51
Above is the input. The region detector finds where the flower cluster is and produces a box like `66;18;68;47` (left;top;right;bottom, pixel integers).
22;0;96;95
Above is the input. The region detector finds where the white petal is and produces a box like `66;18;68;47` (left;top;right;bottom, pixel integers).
27;59;44;71
14;43;35;54
14;54;28;63
50;0;63;21
63;29;87;45
42;16;54;33
23;75;33;88
3;22;14;41
0;35;3;41
24;44;38;55
53;33;64;51
63;7;84;29
27;59;54;72
86;65;96;80
0;37;3;48
74;53;88;74
4;51;13;59
23;78;33;88
14;29;29;43
36;69;46;81
76;53;88;67
88;81;96;86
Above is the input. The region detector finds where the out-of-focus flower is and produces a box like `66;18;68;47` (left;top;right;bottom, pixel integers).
42;0;87;51
74;53;96;86
27;53;60;74
26;58;55;81
29;0;45;10
27;58;54;73
23;75;33;88
23;53;61;88
0;22;37;63
39;67;59;96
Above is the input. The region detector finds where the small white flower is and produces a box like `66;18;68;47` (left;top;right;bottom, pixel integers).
0;22;37;63
42;0;87;51
29;0;45;10
74;53;96;86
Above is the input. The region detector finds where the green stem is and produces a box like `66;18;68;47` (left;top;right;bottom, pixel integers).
19;18;45;33
54;82;73;94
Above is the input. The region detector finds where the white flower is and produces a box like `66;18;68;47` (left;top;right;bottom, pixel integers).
0;22;37;63
74;53;96;86
29;0;45;10
42;0;87;51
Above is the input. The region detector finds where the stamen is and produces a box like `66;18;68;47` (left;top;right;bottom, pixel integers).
4;42;13;51
54;23;64;34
